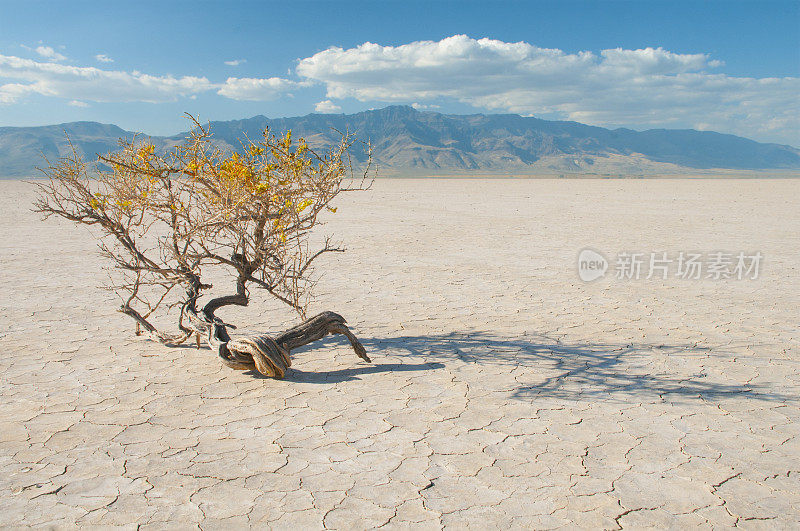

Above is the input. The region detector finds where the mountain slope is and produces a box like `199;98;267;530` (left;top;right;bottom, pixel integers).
0;122;136;177
2;106;799;177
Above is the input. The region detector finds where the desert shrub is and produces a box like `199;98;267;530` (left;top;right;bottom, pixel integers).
34;116;373;377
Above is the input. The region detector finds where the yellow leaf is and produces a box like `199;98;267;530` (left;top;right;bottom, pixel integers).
137;144;155;160
296;199;313;213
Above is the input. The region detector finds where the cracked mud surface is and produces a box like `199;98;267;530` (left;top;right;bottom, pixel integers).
1;179;798;528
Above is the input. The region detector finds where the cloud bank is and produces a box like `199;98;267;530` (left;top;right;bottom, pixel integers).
0;53;302;105
0;53;213;103
297;35;799;144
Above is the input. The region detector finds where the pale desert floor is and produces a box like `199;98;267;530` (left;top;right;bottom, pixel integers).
1;179;799;529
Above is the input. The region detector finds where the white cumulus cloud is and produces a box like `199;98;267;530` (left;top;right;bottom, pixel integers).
0;53;215;103
296;35;799;144
1;52;301;105
95;54;114;63
217;77;302;101
35;45;67;62
0;82;35;103
68;100;89;107
224;59;246;66
314;99;341;113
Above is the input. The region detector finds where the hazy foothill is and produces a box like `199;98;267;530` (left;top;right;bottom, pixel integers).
2;106;799;179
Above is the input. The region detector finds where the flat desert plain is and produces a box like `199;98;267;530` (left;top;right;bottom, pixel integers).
1;178;798;529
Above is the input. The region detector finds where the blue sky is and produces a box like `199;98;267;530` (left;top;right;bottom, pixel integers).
0;0;798;144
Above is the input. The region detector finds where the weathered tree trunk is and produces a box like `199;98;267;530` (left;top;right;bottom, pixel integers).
184;305;369;378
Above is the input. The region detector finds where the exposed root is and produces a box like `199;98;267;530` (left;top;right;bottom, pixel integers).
228;335;291;378
188;310;369;379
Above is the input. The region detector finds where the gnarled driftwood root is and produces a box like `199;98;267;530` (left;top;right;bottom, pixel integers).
195;311;369;379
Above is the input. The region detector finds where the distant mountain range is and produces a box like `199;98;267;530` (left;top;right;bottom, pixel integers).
2;105;799;177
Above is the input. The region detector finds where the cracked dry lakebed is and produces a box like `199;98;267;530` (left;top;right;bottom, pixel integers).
1;178;799;528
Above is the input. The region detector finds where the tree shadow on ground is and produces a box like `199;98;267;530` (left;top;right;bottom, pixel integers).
331;331;794;403
247;362;445;383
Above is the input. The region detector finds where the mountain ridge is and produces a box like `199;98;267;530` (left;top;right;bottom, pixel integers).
2;105;799;177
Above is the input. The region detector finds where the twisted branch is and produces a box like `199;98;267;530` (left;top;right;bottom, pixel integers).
184;304;368;378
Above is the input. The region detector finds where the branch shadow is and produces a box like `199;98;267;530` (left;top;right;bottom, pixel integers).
341;331;794;404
